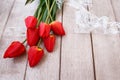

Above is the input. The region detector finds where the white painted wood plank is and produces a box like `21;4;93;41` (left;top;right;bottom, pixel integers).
60;3;94;80
25;6;62;80
0;0;15;39
91;34;120;80
0;0;37;80
111;0;120;21
90;0;120;80
91;0;115;20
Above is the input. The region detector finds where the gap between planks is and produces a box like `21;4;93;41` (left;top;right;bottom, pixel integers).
0;0;15;41
89;0;120;80
59;4;64;80
87;5;97;80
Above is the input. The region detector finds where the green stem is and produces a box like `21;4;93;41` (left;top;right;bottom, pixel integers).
45;0;55;23
36;7;42;27
22;39;27;44
36;14;43;28
37;8;41;19
37;39;42;47
45;0;53;22
45;0;56;23
48;0;50;7
34;2;41;17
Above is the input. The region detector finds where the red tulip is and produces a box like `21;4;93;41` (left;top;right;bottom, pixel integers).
28;46;44;67
3;41;26;58
44;34;56;52
39;22;51;39
27;28;39;46
25;16;38;29
50;21;65;36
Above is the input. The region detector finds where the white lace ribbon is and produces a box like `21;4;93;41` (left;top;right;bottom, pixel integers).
56;0;64;9
66;0;120;34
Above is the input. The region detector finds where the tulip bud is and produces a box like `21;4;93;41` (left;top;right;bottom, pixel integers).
27;28;39;46
28;46;44;67
3;41;26;58
39;22;51;39
25;16;38;29
44;34;56;52
50;21;65;36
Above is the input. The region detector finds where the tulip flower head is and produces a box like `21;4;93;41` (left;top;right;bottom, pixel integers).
50;21;65;36
39;22;51;39
28;46;44;67
3;41;26;58
27;28;39;46
44;34;56;52
25;16;38;29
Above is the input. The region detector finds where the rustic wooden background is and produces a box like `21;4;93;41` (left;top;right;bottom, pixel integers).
0;0;120;80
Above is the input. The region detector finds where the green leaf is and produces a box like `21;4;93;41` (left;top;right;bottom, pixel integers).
34;0;45;17
25;0;35;5
51;3;58;21
33;0;60;23
42;8;48;22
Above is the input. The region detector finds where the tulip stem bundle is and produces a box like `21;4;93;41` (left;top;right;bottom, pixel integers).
3;0;65;67
45;0;56;23
23;0;58;46
34;0;57;24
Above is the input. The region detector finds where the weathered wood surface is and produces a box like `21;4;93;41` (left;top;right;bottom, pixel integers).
60;2;94;80
0;0;120;80
0;0;15;39
90;0;120;80
0;0;37;80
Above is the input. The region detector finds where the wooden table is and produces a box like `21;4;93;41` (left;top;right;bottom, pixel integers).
0;0;120;80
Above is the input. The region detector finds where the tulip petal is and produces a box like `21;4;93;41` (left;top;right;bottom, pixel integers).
3;41;26;58
39;22;51;39
44;35;56;52
50;21;65;36
25;16;38;29
27;28;40;46
28;46;44;67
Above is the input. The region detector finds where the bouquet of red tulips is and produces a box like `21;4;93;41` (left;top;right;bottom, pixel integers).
3;0;65;67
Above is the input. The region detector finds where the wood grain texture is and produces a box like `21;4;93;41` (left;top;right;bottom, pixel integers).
60;3;94;80
91;0;115;19
0;0;15;40
1;0;120;80
25;6;62;80
90;0;120;80
111;0;120;21
0;0;37;80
